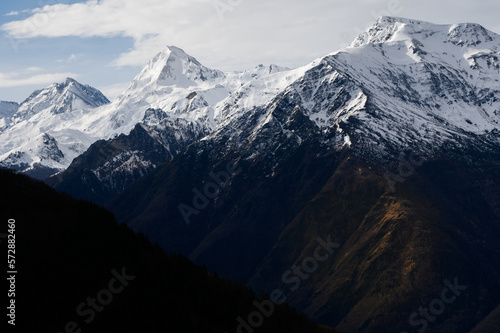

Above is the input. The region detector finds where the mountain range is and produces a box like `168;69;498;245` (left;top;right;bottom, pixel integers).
2;16;500;333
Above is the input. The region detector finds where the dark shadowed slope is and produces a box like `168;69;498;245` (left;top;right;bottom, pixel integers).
0;169;337;333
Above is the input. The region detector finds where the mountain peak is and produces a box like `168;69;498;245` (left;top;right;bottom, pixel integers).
163;45;196;60
64;77;77;85
52;77;82;94
15;78;109;118
447;22;496;47
349;16;498;49
349;16;425;47
132;45;224;88
60;77;84;89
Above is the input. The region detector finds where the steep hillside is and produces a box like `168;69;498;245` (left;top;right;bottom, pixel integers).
0;169;337;333
107;133;500;332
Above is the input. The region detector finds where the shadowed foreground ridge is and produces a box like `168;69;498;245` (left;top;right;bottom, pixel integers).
108;146;500;332
0;169;338;333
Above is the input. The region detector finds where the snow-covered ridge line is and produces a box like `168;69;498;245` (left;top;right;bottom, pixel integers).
0;46;303;177
350;16;500;49
1;17;500;178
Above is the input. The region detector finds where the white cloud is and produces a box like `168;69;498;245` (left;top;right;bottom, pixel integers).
1;0;203;40
1;0;500;72
68;54;79;62
57;53;85;63
0;72;78;88
5;11;20;17
0;0;355;70
25;67;44;73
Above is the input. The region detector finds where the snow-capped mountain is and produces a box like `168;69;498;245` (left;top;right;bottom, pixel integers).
87;45;293;137
48;17;500;202
42;47;296;199
189;15;500;165
219;16;500;165
0;46;295;181
0;78;109;178
326;16;500;159
5;16;500;186
159;16;500;159
152;16;500;165
95;45;225;135
14;77;109;121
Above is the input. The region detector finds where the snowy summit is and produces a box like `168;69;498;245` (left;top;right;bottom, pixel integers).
1;17;500;178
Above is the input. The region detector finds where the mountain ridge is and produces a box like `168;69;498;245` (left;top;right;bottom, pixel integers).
47;17;500;204
100;17;500;332
15;77;110;119
0;77;110;178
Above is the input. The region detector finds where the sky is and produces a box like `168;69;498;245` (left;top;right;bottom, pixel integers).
0;0;499;103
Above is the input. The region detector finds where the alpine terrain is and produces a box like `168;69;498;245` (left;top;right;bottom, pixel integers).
2;16;500;333
0;78;110;179
106;17;500;332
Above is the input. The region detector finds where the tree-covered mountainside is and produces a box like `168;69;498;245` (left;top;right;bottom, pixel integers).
0;169;337;333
